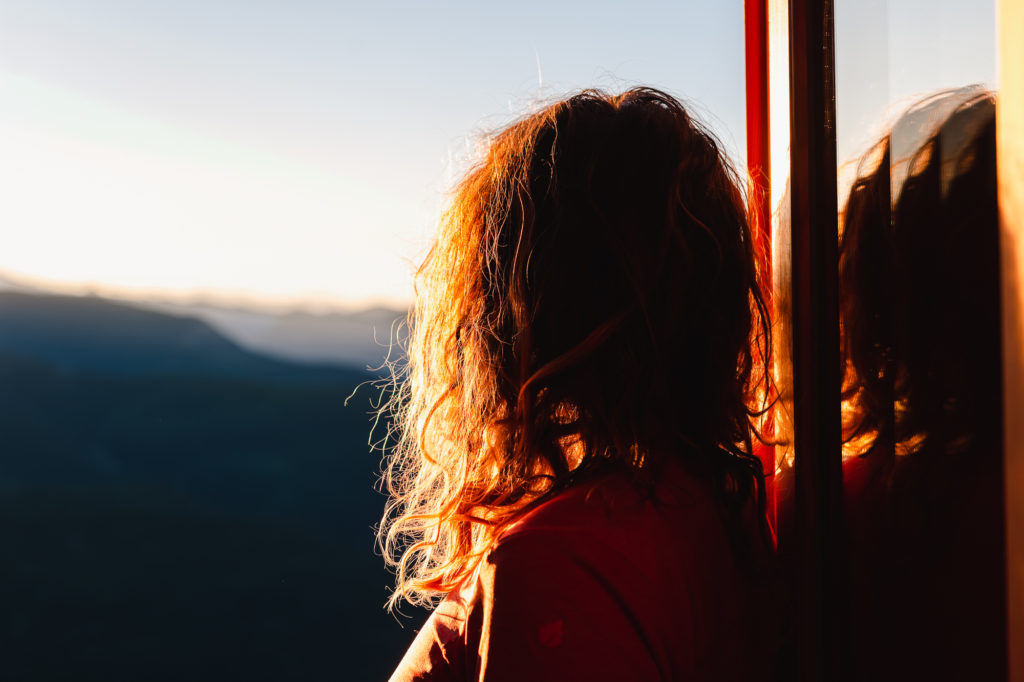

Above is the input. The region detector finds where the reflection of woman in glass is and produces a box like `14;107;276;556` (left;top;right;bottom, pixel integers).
382;88;775;681
839;88;1004;679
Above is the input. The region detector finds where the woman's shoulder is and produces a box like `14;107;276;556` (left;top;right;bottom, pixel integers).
493;459;725;560
471;460;753;680
392;459;760;682
481;458;746;642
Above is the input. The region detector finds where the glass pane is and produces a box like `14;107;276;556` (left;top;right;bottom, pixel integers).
834;2;1002;678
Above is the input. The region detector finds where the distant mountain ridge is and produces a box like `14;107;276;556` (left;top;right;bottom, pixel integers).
144;299;408;370
0;272;409;369
0;290;371;384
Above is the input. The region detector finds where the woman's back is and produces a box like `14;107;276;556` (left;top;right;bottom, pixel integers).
392;458;765;681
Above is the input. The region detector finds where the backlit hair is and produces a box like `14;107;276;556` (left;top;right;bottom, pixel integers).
839;88;997;456
380;87;771;609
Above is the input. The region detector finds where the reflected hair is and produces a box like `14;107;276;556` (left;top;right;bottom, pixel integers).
840;88;998;455
380;87;772;608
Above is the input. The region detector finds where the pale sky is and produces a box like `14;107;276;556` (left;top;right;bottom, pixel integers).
0;1;995;309
834;0;996;170
0;0;747;309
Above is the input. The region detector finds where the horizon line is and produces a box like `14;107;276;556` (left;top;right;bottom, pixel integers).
0;268;412;315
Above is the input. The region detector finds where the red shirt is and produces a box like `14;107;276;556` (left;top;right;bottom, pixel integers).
390;461;765;681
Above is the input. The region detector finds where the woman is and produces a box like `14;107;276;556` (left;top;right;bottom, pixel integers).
839;88;1004;679
382;88;775;681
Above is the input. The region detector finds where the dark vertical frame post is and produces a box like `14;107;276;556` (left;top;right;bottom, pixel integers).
787;0;847;679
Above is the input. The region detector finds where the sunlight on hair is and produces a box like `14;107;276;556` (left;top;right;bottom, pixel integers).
378;88;775;609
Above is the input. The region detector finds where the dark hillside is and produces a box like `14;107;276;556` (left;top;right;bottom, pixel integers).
0;291;362;384
0;292;426;681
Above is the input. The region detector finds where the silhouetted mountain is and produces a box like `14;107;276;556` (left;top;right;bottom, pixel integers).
0;291;370;384
145;300;408;369
0;271;409;369
0;291;425;681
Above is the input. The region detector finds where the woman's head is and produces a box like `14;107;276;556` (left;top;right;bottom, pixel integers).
839;87;998;456
382;87;770;607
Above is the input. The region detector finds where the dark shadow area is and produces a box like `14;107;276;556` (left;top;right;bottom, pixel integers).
838;89;1006;680
0;291;427;681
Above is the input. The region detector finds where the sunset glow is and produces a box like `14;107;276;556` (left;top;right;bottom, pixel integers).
0;0;749;310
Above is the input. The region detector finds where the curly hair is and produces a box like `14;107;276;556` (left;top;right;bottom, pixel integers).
839;88;998;456
380;87;772;609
